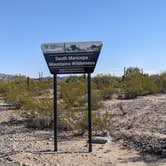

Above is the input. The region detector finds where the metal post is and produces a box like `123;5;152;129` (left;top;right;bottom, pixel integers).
87;73;92;152
54;74;58;152
27;77;30;89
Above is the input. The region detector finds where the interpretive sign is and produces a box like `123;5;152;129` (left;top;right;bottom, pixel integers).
41;41;102;74
41;41;103;153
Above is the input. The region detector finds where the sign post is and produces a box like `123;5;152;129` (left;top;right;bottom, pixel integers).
53;74;58;152
88;73;92;152
41;41;102;153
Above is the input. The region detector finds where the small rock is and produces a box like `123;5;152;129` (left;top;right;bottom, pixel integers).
91;136;109;144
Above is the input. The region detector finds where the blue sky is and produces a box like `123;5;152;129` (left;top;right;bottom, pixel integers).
0;0;166;77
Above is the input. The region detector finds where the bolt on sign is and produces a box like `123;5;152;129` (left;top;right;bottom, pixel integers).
41;41;102;74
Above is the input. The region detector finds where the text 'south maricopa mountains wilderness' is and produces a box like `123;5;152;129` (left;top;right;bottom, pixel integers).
41;41;103;74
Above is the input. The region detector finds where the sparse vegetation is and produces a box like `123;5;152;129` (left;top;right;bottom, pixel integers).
0;67;166;130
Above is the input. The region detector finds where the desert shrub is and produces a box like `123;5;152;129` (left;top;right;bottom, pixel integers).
0;76;53;108
91;90;103;110
92;74;121;100
21;97;53;118
157;72;166;92
59;80;86;107
92;110;113;132
99;86;114;100
141;75;159;95
123;67;160;98
29;79;53;96
0;80;6;94
21;97;53;129
65;75;86;83
124;72;144;98
2;77;35;109
93;74;121;89
26;115;52;129
2;70;164;131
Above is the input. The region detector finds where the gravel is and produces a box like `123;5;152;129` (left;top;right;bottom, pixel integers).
0;94;166;165
105;94;166;156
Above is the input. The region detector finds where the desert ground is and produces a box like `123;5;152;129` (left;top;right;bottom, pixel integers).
0;94;166;166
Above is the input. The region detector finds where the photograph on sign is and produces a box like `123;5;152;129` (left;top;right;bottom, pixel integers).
41;41;102;74
41;41;102;53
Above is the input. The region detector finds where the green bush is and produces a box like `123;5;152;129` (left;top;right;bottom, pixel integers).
124;67;160;98
157;72;166;92
92;74;121;100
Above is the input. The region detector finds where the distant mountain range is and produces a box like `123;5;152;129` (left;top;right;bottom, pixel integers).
0;73;68;81
0;73;16;80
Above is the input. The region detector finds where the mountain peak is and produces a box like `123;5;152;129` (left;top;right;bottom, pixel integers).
0;73;15;80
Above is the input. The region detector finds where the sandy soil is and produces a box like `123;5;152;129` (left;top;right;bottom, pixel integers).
0;95;166;166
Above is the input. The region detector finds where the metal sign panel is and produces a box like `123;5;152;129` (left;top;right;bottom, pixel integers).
41;41;102;74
